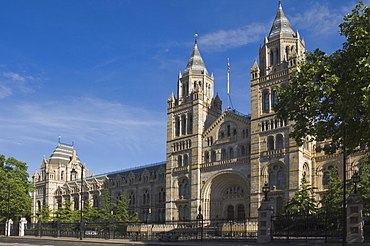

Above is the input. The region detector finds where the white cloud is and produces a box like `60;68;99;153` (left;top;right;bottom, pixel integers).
198;23;269;52
289;2;345;37
0;85;12;99
0;97;166;154
0;71;40;98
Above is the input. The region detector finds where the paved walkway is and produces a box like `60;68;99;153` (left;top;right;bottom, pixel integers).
3;236;370;246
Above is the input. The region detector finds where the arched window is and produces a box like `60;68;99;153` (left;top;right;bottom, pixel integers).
211;151;217;162
269;164;284;187
175;117;180;137
229;148;234;159
269;172;276;186
270;51;274;66
74;197;79;210
188;114;193;134
277;171;283;186
227;125;231;137
268;136;274;150
129;191;135;205
323;171;330;186
178;156;183;167
204;151;210;162
241;146;246;156
181;115;187;135
222;149;227;160
263;90;270;113
227;205;234;220
237;205;245;221
184;154;189;166
93;195;98;208
276;134;283;149
179;178;189;199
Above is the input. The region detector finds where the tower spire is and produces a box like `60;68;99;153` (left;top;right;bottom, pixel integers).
183;37;208;76
268;1;295;41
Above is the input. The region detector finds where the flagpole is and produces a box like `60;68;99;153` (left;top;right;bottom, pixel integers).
227;58;231;109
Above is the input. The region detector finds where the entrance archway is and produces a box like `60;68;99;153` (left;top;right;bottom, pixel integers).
203;171;249;220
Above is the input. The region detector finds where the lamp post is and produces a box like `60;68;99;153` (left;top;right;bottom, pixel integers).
80;164;84;240
351;171;360;194
196;205;203;242
262;182;270;201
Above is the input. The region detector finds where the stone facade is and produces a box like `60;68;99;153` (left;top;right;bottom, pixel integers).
31;2;367;223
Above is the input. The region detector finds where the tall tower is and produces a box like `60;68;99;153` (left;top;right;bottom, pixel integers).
166;40;222;221
249;2;307;216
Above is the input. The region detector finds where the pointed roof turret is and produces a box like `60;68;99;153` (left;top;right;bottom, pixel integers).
268;1;295;41
183;41;208;76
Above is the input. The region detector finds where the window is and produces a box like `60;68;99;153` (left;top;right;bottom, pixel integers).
179;178;189;199
241;146;246;156
204;151;210;162
178;156;183;167
263;90;270;112
175;117;180;137
222;149;227;160
268;136;274;150
227;205;234;220
74;197;79;210
276;134;283;149
229;148;234;159
237;205;245;220
268;164;284;187
129;191;135;205
184;154;189;166
211;151;217;162
188;114;193;134
143;190;150;205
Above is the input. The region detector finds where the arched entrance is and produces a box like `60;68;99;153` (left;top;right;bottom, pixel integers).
203;172;249;220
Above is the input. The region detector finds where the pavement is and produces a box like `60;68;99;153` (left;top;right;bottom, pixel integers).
3;236;370;246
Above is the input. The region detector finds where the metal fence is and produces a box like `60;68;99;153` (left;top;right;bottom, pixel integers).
272;212;342;242
24;218;258;242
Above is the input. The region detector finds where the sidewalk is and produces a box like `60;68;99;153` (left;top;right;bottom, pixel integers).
5;236;370;246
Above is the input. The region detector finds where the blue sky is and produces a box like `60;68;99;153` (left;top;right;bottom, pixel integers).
0;0;367;177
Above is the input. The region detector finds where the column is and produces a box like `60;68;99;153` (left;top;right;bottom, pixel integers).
257;201;273;243
347;193;364;243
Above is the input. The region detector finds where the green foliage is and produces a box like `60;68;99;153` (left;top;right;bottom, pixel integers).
356;155;370;210
54;199;79;222
320;168;343;214
284;173;318;215
53;189;134;223
38;204;52;222
274;2;370;154
96;189;113;221
0;154;34;222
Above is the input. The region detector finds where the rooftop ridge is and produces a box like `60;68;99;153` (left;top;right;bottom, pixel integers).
96;161;166;176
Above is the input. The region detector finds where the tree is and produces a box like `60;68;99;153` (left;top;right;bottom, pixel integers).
320;168;343;215
96;189;113;222
96;189;137;222
355;155;370;210
38;204;52;223
284;173;318;215
0;155;34;222
274;1;370;154
112;196;138;222
81;200;99;223
54;199;79;222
